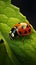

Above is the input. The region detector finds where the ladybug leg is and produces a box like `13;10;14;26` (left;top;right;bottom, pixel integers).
27;35;31;39
22;37;24;44
17;36;19;39
9;33;12;40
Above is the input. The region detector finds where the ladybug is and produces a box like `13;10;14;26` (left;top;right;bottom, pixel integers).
9;22;32;39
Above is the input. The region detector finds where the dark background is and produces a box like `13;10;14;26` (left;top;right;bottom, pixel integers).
11;0;36;30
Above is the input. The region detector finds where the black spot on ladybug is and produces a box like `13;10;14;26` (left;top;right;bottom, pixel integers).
22;26;24;29
18;23;20;24
15;26;18;28
0;39;4;44
24;30;27;34
19;31;22;34
26;25;29;28
29;25;31;28
28;29;31;32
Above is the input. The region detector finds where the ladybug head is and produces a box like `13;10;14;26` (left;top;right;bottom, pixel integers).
9;27;18;39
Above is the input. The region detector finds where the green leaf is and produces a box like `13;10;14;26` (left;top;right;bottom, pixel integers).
0;1;6;14
0;0;11;4
0;14;8;23
0;0;36;65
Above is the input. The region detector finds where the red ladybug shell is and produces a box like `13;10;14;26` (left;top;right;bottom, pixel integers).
14;22;32;36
